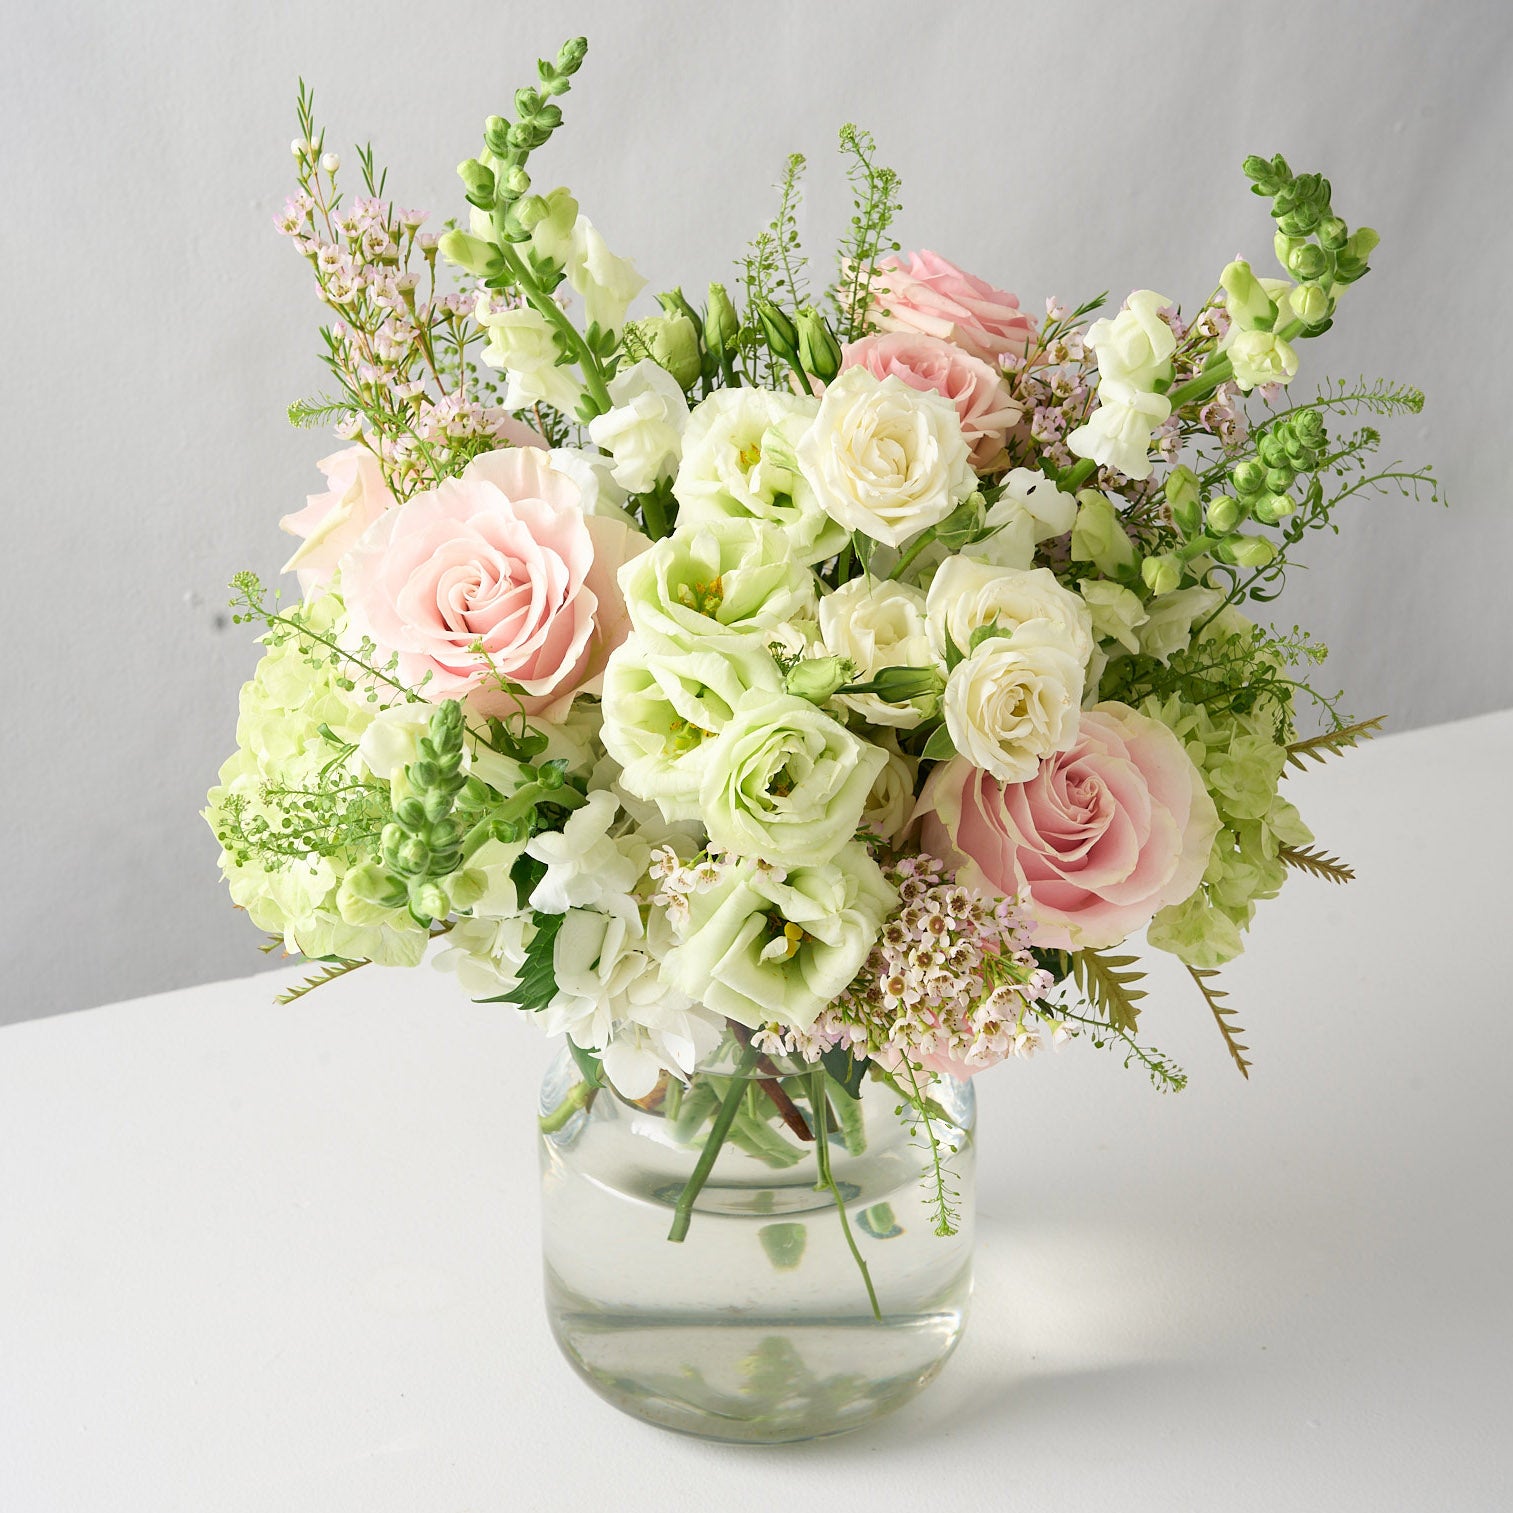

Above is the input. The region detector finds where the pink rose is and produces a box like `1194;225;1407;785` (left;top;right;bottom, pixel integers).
916;702;1219;950
840;333;1022;470
280;448;394;596
868;251;1035;364
340;448;648;718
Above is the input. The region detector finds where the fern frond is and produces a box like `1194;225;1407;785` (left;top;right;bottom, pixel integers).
1285;715;1384;771
1279;844;1356;883
1186;965;1251;1080
1071;949;1147;1034
274;957;369;1005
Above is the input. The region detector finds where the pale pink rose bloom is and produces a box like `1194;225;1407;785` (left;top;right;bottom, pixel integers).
280;448;394;596
340;447;648;719
916;702;1220;950
840;332;1023;470
868;251;1035;364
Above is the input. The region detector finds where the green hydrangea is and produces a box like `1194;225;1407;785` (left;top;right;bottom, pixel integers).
1141;690;1312;968
204;593;430;966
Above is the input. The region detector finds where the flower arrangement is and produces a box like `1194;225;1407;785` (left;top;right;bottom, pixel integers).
208;37;1436;1293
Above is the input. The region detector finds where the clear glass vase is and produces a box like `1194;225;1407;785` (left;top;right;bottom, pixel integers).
538;1038;976;1443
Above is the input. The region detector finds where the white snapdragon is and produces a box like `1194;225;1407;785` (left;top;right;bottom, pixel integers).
1078;578;1149;655
795;368;974;547
587;359;690;494
1084;291;1177;390
1065;382;1172;481
565;218;646;334
818;576;938;729
474;299;584;415
969;468;1078;570
674;389;846;564
525;791;645;925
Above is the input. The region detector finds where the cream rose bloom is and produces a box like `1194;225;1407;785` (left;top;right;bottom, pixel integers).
818;577;938;729
941;625;1088;781
795;367;974;547
925;558;1094;670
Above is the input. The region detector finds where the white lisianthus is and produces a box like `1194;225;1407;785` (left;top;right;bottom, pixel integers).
699;689;887;868
818;576;938;729
1065;381;1172;481
1078;578;1149;655
861;741;918;842
925;557;1094;671
564;217;646;334
587;359;689;495
662;844;897;1030
1085;291;1177;390
474;299;584;415
942;624;1087;781
525;791;646;926
600;632;782;821
619;519;816;651
969;467;1079;569
795;367;974;547
1138;585;1225;663
1223;328;1299;391
674;389;847;564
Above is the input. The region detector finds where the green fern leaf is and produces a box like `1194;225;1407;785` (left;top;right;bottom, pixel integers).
1285;715;1384;772
274;957;369;1005
1279;844;1356;883
1071;949;1148;1034
1187;965;1251;1080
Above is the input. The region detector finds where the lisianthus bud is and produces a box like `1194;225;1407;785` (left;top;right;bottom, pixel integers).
784;655;853;704
1206;494;1243;534
1141;553;1183;596
1166;464;1202;536
796;307;843;383
1289;283;1330;325
639;311;702;390
704;283;739;359
1070;490;1136;575
438;229;505;279
855;664;947;706
755;299;800;366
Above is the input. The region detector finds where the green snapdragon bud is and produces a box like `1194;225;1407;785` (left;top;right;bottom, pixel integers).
1206;495;1244;535
457;158;496;209
1166;464;1202;536
796;307;843;383
1231;459;1268;498
1318;216;1349;251
1334;227;1379;284
1292;410;1327;453
437;229;505;279
1287;244;1328;280
755;299;801;368
785;656;853;703
1252;492;1296;525
1141;553;1183;596
1227;535;1278;568
1070;490;1136;575
640;311;702;390
1264;466;1295;493
1220;259;1276;332
1289;283;1330;325
704;283;739;360
1274;232;1306;272
483;115;511;156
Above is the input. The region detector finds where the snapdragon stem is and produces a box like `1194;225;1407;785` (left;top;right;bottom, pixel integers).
811;1067;882;1321
666;1043;762;1243
886;528;937;582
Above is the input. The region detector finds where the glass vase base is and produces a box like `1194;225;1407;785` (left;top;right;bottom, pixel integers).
546;1271;967;1443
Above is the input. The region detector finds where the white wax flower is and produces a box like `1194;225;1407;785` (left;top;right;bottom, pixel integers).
587;359;690;495
818;576;937;729
795;367;974;547
1065;381;1172;481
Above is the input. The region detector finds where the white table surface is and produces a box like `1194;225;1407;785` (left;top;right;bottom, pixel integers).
3;710;1511;1512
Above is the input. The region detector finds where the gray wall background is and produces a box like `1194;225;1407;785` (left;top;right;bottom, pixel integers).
3;0;1508;1025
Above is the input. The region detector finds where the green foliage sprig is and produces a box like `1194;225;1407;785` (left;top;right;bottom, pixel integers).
1186;966;1251;1079
832;124;903;342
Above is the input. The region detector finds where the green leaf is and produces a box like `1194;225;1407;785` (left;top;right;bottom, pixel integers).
1284;715;1384;772
1070;948;1148;1034
851;530;875;574
1278;843;1355;883
1187;965;1252;1080
481;909;564;1010
820;1047;867;1101
567;1039;605;1089
921;723;956;762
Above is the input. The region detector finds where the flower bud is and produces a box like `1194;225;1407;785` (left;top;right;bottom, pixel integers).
755;299;800;367
934;491;986;550
796;307;843;383
438;229;505;279
1230;459;1267;497
320;152;340;174
784;656;853;704
410;881;451;923
1228;534;1277;568
1318;216;1349;252
1334;227;1380;284
1070;490;1136;575
1166;464;1202;536
1274;232;1306;272
857;664;947;706
483;115;511;156
457;158;496;209
704;283;739;360
1287;244;1328;280
1220;258;1277;332
1206;494;1243;535
1251;492;1296;525
1141;553;1183;596
639;311;702;390
1289;283;1330;325
1292;410;1326;451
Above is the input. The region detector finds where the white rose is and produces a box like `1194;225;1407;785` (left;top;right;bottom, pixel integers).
795;367;974;547
818;576;938;729
925;557;1094;670
1065;381;1172;481
1085;290;1177;390
474;299;584;415
564;216;646;334
861;742;918;841
942;624;1087;781
969;467;1078;569
674;389;846;564
587;359;690;494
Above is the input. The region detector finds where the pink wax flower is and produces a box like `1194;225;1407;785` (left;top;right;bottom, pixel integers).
339;447;648;719
280;448;395;596
916;702;1220;950
868;251;1035;364
839;332;1022;470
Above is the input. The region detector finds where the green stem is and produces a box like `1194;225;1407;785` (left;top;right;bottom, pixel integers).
811;1068;882;1320
666;1043;762;1243
886;528;937;582
537;1079;595;1134
495;242;613;414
